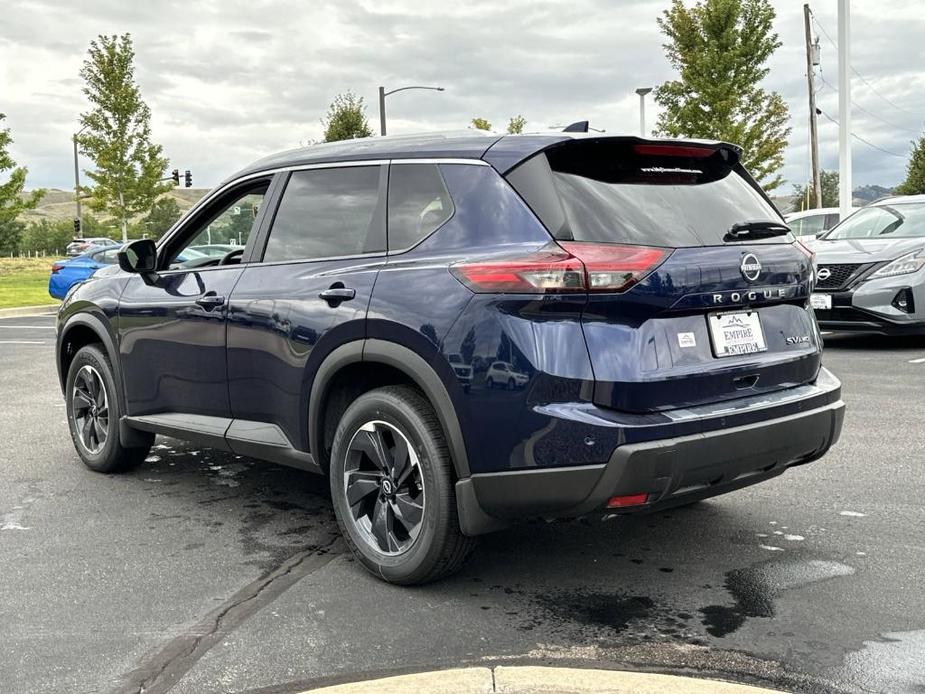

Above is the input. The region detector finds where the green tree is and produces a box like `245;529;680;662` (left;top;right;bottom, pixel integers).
896;133;925;195
653;0;791;191
471;117;492;131
321;92;373;143
77;34;172;243
0;113;45;254
792;170;839;210
507;115;527;134
141;197;182;239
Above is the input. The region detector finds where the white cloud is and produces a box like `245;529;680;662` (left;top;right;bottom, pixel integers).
1;0;923;191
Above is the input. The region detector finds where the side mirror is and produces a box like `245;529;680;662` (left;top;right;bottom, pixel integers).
118;239;158;282
816;231;827;239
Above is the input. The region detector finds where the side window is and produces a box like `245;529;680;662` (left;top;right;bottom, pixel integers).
263;166;382;263
387;164;453;251
97;248;120;264
789;218;803;236
799;214;826;237
168;183;268;268
824;213;840;229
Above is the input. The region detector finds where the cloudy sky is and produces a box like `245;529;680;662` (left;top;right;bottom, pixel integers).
2;0;924;192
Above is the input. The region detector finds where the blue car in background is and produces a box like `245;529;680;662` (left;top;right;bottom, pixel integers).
48;245;122;299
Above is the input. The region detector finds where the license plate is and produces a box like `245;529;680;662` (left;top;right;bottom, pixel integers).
708;311;767;357
810;293;832;310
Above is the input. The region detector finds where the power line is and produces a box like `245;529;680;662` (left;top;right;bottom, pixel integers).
810;10;925;121
816;73;921;135
817;109;906;157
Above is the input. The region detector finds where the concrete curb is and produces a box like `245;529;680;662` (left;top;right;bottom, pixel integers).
0;304;58;318
302;666;787;693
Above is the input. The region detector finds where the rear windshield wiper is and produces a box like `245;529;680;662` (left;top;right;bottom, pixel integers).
723;220;791;242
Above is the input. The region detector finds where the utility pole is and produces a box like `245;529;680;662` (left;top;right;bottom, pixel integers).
803;4;822;209
838;0;853;218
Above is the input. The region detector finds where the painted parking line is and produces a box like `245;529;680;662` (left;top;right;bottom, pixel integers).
0;340;46;345
909;357;925;364
0;325;56;329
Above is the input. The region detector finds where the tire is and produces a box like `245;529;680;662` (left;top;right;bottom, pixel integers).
329;385;476;585
65;344;154;473
507;378;515;390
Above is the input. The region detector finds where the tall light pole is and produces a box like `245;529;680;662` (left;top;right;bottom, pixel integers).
72;124;88;238
838;0;852;218
635;87;653;137
378;85;445;136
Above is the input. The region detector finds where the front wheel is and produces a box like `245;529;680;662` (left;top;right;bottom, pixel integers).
65;344;154;473
329;385;475;584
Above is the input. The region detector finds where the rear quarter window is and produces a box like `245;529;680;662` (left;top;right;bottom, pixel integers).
387;163;453;251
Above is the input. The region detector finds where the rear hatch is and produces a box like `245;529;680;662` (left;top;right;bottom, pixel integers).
506;137;818;412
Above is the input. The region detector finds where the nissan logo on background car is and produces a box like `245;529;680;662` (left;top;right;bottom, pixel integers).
740;253;762;282
817;267;832;281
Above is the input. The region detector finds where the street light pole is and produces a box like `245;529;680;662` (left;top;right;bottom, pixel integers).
377;85;445;137
72;124;88;237
635;87;653;137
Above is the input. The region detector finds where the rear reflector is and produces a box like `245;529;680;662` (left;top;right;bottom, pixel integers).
606;493;649;508
51;264;63;274
450;242;668;294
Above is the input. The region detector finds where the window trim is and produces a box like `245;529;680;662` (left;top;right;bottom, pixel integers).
158;158;490;270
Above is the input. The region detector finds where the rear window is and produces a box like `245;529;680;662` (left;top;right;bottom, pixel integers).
507;139;785;247
826;203;925;239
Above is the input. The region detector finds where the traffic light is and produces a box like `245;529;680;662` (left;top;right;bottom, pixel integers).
73;218;81;235
184;170;192;188
171;169;180;185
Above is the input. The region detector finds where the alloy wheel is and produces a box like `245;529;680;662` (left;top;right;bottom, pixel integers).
343;420;425;555
71;365;109;455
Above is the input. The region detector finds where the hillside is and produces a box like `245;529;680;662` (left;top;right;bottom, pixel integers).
18;187;209;224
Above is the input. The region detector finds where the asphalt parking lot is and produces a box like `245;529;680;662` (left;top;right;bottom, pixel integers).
1;313;923;694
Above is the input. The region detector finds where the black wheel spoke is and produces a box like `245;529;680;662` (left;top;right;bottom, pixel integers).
345;470;382;506
352;428;391;473
371;496;392;551
391;434;412;486
73;390;93;412
392;491;423;530
92;418;106;445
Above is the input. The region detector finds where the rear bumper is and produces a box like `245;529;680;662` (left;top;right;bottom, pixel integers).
456;368;844;535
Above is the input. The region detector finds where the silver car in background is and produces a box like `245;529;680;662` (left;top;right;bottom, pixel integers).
811;195;925;335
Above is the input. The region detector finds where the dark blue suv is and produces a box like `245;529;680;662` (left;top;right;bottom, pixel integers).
56;133;845;584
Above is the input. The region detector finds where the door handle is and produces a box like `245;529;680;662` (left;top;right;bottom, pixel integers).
195;293;226;309
319;287;356;305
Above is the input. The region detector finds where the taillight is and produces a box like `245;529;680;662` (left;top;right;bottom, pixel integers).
794;239;815;262
450;242;669;294
559;242;669;292
51;264;63;274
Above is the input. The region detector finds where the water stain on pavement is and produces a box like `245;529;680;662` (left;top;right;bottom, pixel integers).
700;559;856;638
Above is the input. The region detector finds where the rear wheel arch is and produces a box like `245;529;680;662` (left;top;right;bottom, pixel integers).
309;339;471;480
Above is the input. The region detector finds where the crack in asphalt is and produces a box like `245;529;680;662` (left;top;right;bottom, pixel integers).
113;534;342;694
